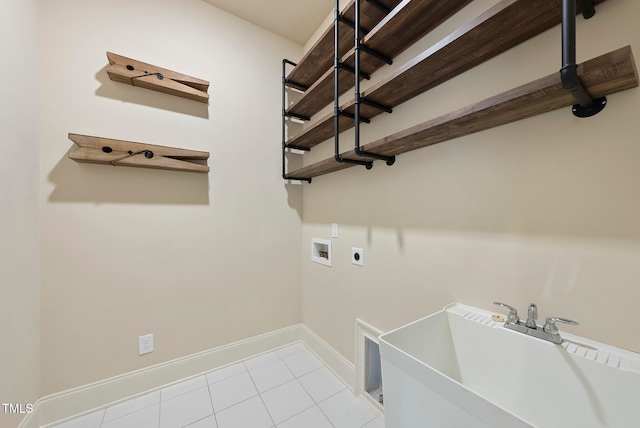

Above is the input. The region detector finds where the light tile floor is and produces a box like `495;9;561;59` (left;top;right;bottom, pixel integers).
48;342;384;428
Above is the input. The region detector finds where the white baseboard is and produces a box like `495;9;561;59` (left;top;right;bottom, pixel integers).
300;325;356;391
20;325;302;428
19;324;359;428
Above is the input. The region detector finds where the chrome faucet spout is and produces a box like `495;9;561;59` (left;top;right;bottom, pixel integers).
526;303;538;329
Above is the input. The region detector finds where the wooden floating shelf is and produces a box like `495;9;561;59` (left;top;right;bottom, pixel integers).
285;0;401;90
287;0;473;120
285;46;638;180
68;133;210;174
106;52;210;103
286;0;607;150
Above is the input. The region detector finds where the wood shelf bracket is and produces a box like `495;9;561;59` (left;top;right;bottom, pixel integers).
106;52;210;103
68;133;210;174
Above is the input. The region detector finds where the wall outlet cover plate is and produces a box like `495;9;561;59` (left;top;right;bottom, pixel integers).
352;247;364;266
139;333;154;355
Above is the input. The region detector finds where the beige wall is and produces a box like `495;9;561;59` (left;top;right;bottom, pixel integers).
38;0;303;395
0;0;41;426
6;0;640;420
301;0;640;364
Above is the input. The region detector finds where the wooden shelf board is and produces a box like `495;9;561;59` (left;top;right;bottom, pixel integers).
363;0;607;107
285;0;400;90
286;100;381;150
286;0;608;150
285;46;638;180
287;0;473;119
287;113;355;150
287;66;356;121
68;134;210;173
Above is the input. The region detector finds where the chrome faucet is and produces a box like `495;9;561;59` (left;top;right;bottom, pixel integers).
493;302;519;324
526;303;538;329
493;302;578;344
542;317;579;343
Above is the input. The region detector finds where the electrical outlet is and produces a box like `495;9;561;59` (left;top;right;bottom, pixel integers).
139;334;154;355
352;247;364;266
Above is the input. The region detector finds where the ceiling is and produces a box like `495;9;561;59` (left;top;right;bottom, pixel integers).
203;0;333;45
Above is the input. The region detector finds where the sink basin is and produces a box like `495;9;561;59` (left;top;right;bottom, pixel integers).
379;303;640;428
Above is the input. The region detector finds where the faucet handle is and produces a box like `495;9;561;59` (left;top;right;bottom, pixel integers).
493;302;520;324
543;317;579;335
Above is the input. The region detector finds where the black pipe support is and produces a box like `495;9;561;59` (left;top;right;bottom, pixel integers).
360;45;393;65
283;175;312;183
337;15;356;30
284;144;311;152
353;0;396;167
284;80;309;91
338;110;371;124
333;0;373;170
281;59;309;91
560;0;606;117
577;0;596;19
284;111;311;122
333;153;373;169
361;98;393;114
338;62;371;80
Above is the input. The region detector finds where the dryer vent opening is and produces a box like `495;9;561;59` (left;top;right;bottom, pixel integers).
356;319;384;416
365;337;383;405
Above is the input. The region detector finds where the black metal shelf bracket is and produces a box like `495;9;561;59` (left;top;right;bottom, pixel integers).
284;80;308;92
284;174;313;183
361;97;393;114
561;0;606;118
282;59;310;150
334;0;373;170
284;111;311;122
338;62;371;81
282;59;308;91
282;58;312;183
338;13;393;66
353;0;395;166
360;45;393;66
337;6;392;66
338;110;371;123
337;14;356;29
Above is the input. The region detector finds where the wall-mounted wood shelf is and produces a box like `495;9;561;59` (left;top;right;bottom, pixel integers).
285;46;638;180
285;0;401;91
285;0;607;151
286;0;473;120
68;133;210;173
106;52;210;103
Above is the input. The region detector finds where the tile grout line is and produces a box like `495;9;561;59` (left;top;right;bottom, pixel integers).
274;346;320;425
98;408;106;428
205;381;219;428
156;394;161;428
248;344;322;428
273;345;335;428
244;358;277;428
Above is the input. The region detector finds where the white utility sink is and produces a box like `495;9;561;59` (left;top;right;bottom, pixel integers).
379;303;640;428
